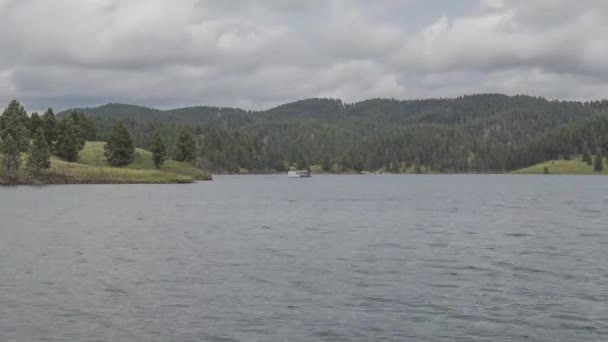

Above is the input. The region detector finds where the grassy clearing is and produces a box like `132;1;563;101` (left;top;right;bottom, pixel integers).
0;157;194;184
0;141;212;184
47;158;194;183
77;142;211;180
513;157;608;175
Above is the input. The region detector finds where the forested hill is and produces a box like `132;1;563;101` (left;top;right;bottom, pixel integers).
59;103;251;127
59;94;608;173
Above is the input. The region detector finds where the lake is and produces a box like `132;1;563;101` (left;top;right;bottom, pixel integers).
1;175;607;341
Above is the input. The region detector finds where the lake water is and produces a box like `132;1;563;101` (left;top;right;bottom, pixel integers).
0;175;607;341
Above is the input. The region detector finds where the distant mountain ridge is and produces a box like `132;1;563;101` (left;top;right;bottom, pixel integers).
59;102;249;127
60;93;607;125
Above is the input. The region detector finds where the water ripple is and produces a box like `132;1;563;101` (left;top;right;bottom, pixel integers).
0;175;607;341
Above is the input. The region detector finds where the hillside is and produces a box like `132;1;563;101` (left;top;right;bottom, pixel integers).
513;158;608;175
61;95;603;130
1;142;212;184
59;103;251;127
59;94;608;174
77;142;211;180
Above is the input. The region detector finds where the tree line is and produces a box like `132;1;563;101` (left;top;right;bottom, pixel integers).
75;94;608;174
4;94;608;178
0;100;200;180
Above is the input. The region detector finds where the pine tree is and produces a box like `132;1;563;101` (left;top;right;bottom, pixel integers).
27;128;51;176
1;101;29;152
0;101;29;180
104;121;135;166
1;135;21;179
29;112;42;136
55;118;85;162
582;141;592;165
321;156;331;172
1;100;29;134
41;108;58;147
297;158;308;170
414;157;422;174
151;131;167;169
174;129;196;163
70;112;98;141
594;148;604;172
352;155;364;173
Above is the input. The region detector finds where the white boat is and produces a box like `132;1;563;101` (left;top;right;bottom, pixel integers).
288;170;311;178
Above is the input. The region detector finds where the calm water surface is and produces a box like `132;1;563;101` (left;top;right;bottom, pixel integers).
0;175;607;341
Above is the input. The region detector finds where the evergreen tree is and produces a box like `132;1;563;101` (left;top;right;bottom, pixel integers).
0;100;29;134
321;156;331;172
104;121;135;166
297;158;308;170
151;131;167;169
174;129;196;163
41;108;57;147
29;112;42;136
27;128;51;175
1;135;21;179
0;105;28;180
594;148;604;172
352;156;364;173
582;141;592;165
70;112;98;141
1;101;29;152
271;159;287;172
414;157;422;174
55;118;85;162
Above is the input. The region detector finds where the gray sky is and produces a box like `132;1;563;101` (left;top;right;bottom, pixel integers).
1;0;607;111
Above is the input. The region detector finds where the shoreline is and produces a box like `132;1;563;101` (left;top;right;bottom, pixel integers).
213;171;608;176
3;170;604;185
0;176;200;186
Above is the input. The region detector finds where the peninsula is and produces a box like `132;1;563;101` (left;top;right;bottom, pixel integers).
0;100;211;185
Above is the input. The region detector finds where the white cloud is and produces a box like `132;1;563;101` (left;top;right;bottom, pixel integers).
1;0;608;111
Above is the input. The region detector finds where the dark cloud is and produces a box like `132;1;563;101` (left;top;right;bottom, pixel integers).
0;0;607;112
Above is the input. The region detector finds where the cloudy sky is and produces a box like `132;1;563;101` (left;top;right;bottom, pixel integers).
1;0;607;111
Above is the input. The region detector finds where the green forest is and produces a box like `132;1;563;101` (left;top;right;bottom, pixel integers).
60;94;608;174
2;93;608;182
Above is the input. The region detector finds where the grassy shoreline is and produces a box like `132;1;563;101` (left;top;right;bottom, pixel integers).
4;148;605;184
512;158;608;175
217;160;608;176
0;141;212;185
